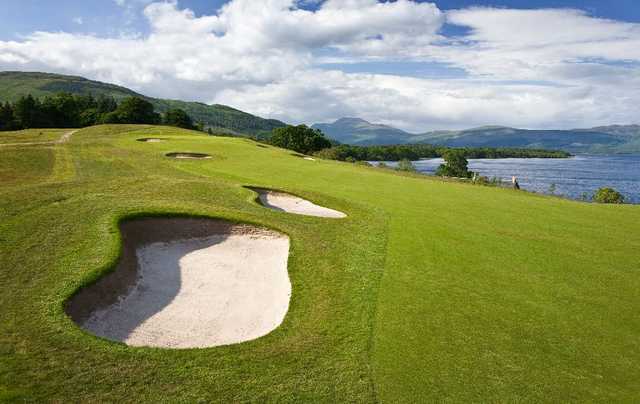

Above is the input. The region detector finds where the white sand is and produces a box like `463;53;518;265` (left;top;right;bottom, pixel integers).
257;190;346;218
303;157;316;161
82;233;290;348
171;153;212;159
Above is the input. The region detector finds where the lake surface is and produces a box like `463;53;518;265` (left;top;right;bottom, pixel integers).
381;155;640;204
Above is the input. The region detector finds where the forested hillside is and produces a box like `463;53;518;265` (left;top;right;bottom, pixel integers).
0;72;286;136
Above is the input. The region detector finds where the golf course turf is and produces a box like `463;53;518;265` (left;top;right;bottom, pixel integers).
1;125;639;402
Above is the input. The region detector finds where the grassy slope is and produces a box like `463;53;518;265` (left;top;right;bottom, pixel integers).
0;72;286;136
1;125;638;402
0;129;66;144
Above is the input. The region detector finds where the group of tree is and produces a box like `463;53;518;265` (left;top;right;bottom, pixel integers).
268;124;332;154
0;93;197;131
314;144;570;162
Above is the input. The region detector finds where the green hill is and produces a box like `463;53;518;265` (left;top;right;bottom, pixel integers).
313;118;640;153
0;72;286;136
1;124;639;402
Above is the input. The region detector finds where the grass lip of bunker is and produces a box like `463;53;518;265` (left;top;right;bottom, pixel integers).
65;217;291;349
137;138;166;143
248;187;347;218
166;152;212;159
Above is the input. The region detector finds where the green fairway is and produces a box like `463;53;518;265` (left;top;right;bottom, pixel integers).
1;125;638;402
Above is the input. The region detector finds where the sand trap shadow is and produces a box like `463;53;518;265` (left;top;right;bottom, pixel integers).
166;152;212;159
137;138;166;143
247;187;347;218
256;144;269;148
66;218;290;349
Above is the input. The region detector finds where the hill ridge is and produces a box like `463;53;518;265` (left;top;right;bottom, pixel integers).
0;71;287;136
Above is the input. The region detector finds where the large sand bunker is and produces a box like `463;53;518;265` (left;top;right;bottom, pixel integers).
249;187;346;218
66;218;290;348
166;152;212;159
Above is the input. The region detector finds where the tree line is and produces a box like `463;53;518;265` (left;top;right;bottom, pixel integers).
314;143;570;161
0;93;198;131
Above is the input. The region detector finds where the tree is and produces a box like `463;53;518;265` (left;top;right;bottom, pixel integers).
40;92;86;128
0;102;15;131
435;150;472;178
163;108;194;129
13;95;39;128
269;125;332;154
96;95;118;115
593;187;624;204
397;159;417;172
103;97;160;124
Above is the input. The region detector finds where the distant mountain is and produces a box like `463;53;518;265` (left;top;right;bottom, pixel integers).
0;72;286;136
313;117;414;145
312;118;640;153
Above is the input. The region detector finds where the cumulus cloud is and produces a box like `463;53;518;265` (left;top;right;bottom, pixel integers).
0;1;639;130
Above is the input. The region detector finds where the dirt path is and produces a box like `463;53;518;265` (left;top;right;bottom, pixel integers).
50;130;79;182
57;129;78;144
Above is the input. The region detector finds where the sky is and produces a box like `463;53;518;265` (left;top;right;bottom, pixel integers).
0;0;639;131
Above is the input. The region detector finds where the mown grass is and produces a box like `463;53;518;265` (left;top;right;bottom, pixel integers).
1;125;639;402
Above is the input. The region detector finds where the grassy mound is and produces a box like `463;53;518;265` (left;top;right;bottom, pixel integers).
1;125;639;402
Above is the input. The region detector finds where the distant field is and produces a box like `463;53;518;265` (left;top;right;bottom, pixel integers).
1;125;639;402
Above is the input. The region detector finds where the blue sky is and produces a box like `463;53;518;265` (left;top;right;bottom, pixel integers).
1;1;639;130
1;0;638;40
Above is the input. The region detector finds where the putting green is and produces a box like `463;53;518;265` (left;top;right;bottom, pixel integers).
1;125;638;402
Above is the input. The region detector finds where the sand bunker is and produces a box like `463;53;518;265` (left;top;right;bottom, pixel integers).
137;138;165;143
250;188;346;218
166;152;212;159
66;218;290;348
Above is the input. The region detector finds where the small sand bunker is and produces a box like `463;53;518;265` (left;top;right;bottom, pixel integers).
137;138;165;143
66;218;290;348
250;187;346;218
303;157;316;161
166;152;212;159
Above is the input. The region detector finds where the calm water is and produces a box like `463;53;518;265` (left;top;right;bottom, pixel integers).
382;155;640;204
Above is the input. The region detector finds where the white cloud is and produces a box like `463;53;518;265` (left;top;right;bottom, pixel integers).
0;1;639;130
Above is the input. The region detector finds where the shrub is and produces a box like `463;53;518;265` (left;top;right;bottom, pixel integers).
396;159;417;172
593;187;624;204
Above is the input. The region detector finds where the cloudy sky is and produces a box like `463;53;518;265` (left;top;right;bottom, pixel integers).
1;0;639;131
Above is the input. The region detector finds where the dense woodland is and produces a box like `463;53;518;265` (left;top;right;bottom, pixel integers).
314;143;570;161
0;93;197;131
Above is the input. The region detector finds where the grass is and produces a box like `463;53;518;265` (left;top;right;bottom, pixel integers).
1;125;639;402
0;129;66;144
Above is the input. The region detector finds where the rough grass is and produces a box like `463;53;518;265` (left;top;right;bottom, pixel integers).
0;146;54;184
1;125;639;402
0;129;66;144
